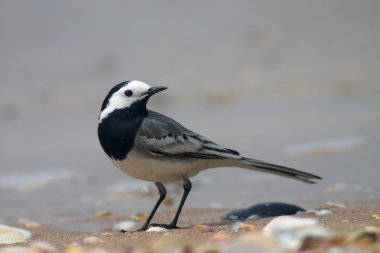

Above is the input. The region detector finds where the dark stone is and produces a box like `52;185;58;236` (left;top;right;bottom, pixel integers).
223;202;305;220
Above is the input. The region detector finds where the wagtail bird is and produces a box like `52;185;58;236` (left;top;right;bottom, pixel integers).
97;80;321;231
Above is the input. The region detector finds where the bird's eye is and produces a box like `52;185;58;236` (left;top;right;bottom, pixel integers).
124;90;133;97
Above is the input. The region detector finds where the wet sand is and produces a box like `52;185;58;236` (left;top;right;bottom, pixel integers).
2;199;380;252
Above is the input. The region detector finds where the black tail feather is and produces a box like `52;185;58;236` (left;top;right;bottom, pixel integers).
242;157;322;184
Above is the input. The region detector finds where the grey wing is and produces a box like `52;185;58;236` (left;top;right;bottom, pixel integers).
135;112;322;184
134;111;241;159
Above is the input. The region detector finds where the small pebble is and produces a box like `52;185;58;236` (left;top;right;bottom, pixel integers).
305;209;332;216
192;224;213;232
326;201;347;209
17;218;40;229
229;222;255;232
317;209;333;215
146;226;168;232
112;221;137;232
82;236;104;244
129;213;148;221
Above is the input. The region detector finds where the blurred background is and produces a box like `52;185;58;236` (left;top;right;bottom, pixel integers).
0;1;379;230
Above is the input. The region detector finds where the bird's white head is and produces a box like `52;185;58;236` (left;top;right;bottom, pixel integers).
99;80;167;123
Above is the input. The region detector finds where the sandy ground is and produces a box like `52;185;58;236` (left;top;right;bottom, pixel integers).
1;0;379;224
1;199;380;252
1;2;379;252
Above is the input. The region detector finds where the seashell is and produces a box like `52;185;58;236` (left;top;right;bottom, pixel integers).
29;241;59;253
82;236;104;244
112;221;137;232
0;224;31;245
192;224;213;231
262;216;332;250
348;226;380;245
229;222;255;232
146;226;168;232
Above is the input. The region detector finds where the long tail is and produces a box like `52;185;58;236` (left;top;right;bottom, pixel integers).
237;157;322;184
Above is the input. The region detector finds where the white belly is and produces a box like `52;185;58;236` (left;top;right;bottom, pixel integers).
111;149;207;182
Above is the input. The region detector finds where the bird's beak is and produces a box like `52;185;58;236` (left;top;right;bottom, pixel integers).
144;86;168;96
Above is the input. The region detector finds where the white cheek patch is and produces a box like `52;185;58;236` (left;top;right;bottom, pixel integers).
98;80;152;123
99;94;136;122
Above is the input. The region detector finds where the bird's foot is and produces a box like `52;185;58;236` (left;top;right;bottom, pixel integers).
149;223;180;230
135;225;149;232
128;223;179;232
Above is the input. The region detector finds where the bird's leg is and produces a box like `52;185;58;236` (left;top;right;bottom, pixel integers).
133;182;166;232
151;177;192;229
168;177;192;228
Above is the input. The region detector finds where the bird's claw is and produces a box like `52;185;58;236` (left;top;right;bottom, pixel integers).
130;223;179;232
135;226;149;232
